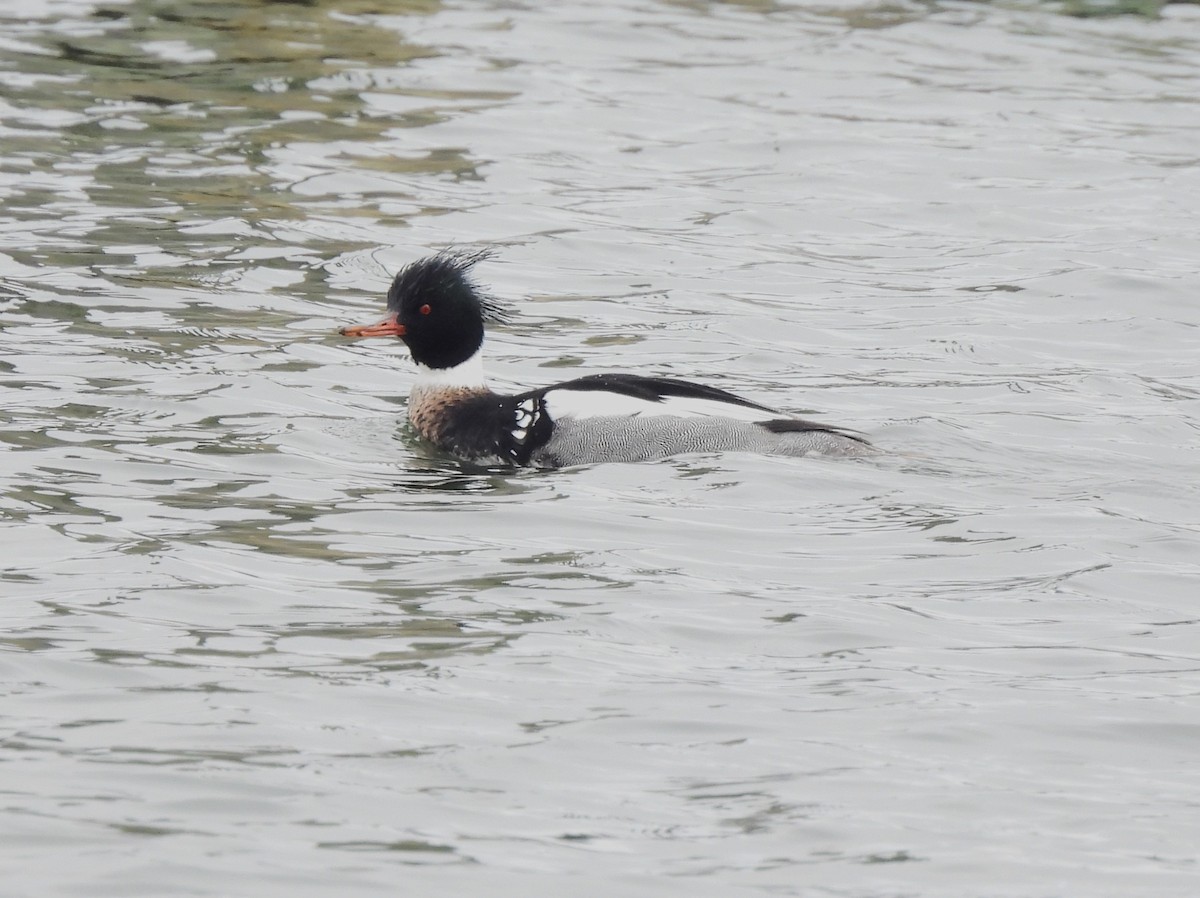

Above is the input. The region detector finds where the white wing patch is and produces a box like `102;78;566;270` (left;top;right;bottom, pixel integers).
543;388;780;423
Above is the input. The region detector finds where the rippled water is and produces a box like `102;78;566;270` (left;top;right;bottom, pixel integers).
3;1;1199;895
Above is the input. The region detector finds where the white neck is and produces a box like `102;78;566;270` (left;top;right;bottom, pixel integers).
412;347;487;390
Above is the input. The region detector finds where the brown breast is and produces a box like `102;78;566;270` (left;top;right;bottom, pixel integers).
408;385;492;446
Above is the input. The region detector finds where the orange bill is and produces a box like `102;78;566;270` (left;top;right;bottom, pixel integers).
339;314;405;338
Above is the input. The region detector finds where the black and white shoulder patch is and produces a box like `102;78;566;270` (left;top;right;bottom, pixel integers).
499;393;554;464
511;396;541;444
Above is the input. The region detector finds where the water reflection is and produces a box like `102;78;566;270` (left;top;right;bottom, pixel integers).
3;0;1200;894
1;0;493;310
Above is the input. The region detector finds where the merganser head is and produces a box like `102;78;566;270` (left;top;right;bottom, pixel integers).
340;251;504;370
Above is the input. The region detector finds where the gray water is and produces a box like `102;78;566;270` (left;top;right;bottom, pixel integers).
2;1;1199;896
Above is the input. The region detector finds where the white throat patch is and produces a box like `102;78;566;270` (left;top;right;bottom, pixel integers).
413;348;487;390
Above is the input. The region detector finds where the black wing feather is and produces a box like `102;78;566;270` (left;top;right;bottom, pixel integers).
539;373;780;413
528;373;870;445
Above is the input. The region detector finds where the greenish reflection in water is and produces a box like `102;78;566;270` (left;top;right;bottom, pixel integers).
0;0;505;306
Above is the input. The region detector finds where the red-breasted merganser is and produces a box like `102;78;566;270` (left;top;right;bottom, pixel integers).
340;252;872;467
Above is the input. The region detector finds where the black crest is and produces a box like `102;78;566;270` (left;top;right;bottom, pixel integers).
387;250;508;323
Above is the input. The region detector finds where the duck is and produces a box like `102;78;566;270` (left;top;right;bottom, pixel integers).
339;251;873;467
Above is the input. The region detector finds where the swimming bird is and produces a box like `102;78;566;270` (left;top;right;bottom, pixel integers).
339;252;872;467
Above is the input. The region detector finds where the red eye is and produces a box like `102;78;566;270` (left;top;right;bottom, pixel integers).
419;304;432;316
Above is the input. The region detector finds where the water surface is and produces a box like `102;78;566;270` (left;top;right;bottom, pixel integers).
2;1;1200;896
